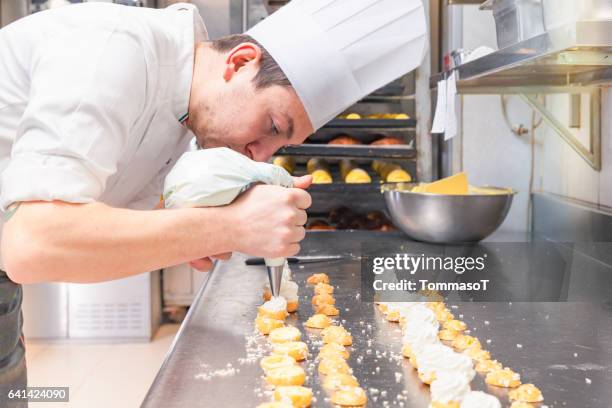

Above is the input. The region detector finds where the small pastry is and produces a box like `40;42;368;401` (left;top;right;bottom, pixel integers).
509;402;534;408
318;343;349;360
322;373;359;391
508;384;543;403
438;329;460;341
330;386;367;406
430;403;460;408
485;368;521;388
269;327;302;343
315;304;340;316
475;359;503;374
460;391;501;408
452;335;481;352
265;365;306;387
272;341;309;362
426;302;447;312
257;402;293;408
318;356;352;375
274;386;313;408
322;326;353;346
260;355;296;372
256;316;285;335
259;297;289;321
463;347;490;362
305;314;332;329
311;294;335;307
435;308;455;323
307;273;330;285
443;320;467;332
314;282;334;295
385;309;401;322
401;344;413;359
429;372;471;407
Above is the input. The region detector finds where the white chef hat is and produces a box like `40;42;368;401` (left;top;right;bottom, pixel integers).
247;0;428;130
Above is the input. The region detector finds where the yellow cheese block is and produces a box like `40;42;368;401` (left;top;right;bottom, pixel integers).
413;172;469;195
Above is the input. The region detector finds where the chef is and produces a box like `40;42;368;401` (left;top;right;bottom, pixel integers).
0;0;427;403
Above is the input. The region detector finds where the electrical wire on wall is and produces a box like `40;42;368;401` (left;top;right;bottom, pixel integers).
499;95;544;233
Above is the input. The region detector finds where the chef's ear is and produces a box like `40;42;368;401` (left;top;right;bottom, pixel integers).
223;42;263;82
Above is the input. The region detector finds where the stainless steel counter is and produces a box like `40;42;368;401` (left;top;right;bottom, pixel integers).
143;232;612;408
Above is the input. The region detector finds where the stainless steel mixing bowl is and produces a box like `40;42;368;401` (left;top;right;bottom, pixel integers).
383;185;516;243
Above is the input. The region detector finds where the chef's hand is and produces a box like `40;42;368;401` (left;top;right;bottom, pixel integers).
189;253;232;272
228;176;312;258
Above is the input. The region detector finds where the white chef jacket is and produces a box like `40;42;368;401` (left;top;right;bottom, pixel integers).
0;2;207;215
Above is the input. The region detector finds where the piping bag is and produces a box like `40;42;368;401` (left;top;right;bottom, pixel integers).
163;147;295;298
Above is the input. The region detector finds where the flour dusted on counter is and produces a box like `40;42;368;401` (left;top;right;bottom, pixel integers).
163;147;294;209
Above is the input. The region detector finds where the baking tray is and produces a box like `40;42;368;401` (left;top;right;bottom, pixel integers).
276;145;416;160
143;232;612;407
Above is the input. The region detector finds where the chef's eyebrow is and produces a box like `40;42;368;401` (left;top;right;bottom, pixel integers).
284;115;294;140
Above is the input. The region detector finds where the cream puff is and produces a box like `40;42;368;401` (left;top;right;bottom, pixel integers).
269;326;302;343
322;326;353;346
508;384;543;403
485;368;521;388
318;356;352;375
438;329;460;341
330;386;367;407
274;386;313;408
314;282;334;295
260;355;296;372
322;373;359;391
318;343;349;360
259;297;289;321
265;365;306;387
451;335;481;352
272;341;309;362
307;273;329;284
256;316;285;335
311;294;335;307
315;304;340;316
443;320;467;332
475;359;503;374
304;314;332;329
463;347;490;362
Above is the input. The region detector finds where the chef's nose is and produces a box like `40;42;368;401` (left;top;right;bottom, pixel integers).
247;140;282;162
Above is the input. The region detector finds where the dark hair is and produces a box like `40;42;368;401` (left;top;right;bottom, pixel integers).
210;34;292;90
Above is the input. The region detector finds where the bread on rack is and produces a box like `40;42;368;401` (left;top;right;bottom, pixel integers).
329;135;361;145
340;160;372;184
372;160;412;183
371;136;403;146
306;158;333;184
273;156;296;174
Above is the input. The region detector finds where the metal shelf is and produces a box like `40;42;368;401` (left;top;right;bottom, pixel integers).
430;21;612;93
276;144;416;160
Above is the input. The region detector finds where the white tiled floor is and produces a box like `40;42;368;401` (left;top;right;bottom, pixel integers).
25;324;180;408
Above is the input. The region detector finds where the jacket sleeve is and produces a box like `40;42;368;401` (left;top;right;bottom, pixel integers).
0;25;147;210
